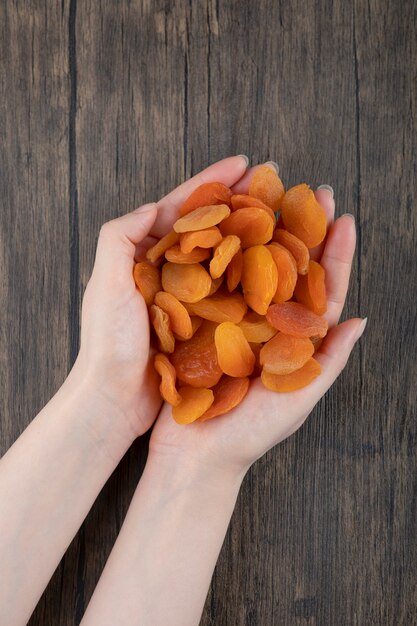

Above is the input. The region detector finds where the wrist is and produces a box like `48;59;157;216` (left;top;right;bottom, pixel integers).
56;360;137;462
144;447;246;502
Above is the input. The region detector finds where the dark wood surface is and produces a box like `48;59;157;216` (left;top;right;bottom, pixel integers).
1;1;416;624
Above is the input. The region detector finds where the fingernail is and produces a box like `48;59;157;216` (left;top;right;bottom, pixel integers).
264;161;279;174
133;202;157;214
237;154;249;167
317;184;334;197
342;213;355;221
355;317;367;341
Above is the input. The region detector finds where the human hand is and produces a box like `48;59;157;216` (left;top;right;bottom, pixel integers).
73;156;249;445
149;169;365;480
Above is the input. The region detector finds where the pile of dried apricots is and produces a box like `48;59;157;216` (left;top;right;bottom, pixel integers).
134;166;329;424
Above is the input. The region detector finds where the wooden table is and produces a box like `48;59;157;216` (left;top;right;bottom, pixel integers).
1;2;415;624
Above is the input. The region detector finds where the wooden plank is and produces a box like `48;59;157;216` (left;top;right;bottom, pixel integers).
0;2;71;624
62;1;198;622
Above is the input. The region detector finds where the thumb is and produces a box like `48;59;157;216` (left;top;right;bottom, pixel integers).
94;203;158;275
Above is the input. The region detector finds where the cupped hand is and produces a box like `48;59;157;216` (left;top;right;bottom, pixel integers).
149;168;365;477
73;156;249;442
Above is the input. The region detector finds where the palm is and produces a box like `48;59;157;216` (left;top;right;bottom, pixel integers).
150;378;314;471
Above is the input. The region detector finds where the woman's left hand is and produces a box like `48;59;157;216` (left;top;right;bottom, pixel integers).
75;156;249;444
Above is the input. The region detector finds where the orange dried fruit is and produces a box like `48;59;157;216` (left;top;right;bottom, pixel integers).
260;332;314;375
272;229;309;275
161;262;212;303
230;194;276;221
180;226;222;253
214;322;255;377
154;354;181;406
184;290;247;324
281;184;327;248
261;358;321;392
310;335;323;352
149;304;175;353
220;207;274;248
294;260;327;315
172;386;214;424
226;247;243;292
249;342;263;377
199;376;250;421
133;262;162;306
154;291;193;341
178;182;232;217
241;245;278;315
238;311;277;343
210;235;241;279
165;244;210;264
171;320;222;388
190;316;203;337
248;165;285;211
146;230;179;263
173;204;230;233
266;302;328;338
267;243;298;303
208;275;224;295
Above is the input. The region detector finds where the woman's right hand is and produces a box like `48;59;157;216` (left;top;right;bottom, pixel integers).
148;183;365;480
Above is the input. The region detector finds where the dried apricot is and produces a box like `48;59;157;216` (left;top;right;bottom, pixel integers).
238;311;277;343
281;184;327;248
154;291;193;341
171;320;222;387
210;235;241;279
215;322;255;377
220;207;274;248
161;262;212;303
154;354;181;406
230;194;276;221
208;276;224;295
146;230;179;263
199;376;250;421
190;316;203;337
260;332;314;375
149;304;175;353
266;302;328;338
133;262;161;306
174;204;230;233
165;245;210;264
310;335;323;352
261;358;321;392
241;246;278;315
179;182;232;216
248;165;285;211
172;386;214;424
185;290;247;324
267;243;298;303
249;342;263;377
272;229;309;274
180;226;222;253
294;260;327;315
226;247;243;292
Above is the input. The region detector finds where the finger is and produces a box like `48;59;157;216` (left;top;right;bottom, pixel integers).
267;317;366;429
151;155;249;238
231;161;279;194
313;317;366;392
321;215;356;326
134;235;158;262
94;203;158;276
309;187;336;261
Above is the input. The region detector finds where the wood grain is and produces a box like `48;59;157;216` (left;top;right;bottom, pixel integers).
0;1;415;624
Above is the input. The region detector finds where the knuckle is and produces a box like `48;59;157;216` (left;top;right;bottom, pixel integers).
99;220;118;239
